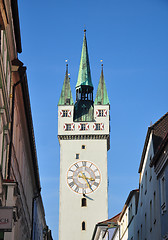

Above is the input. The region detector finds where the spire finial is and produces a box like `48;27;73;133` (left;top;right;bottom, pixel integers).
100;60;103;70
65;59;68;72
84;25;86;35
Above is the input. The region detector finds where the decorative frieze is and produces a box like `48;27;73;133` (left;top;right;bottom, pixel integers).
58;134;109;141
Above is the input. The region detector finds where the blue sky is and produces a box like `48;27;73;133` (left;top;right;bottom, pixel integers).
18;0;168;239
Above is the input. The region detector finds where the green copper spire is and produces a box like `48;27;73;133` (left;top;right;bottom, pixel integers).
95;65;110;105
76;30;93;88
58;64;74;106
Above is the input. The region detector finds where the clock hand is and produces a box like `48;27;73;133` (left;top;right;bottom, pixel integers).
81;172;93;191
78;175;95;181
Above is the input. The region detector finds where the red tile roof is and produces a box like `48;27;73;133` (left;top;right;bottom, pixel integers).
98;212;121;226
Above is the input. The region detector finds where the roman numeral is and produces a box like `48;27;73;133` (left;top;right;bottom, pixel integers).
93;182;99;187
74;163;79;168
95;176;100;179
82;161;86;166
69;169;74;173
75;186;79;193
68;176;73;180
94;169;98;173
69;181;74;188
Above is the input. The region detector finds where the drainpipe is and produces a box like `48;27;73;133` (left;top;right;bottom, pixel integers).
31;193;40;240
7;66;26;179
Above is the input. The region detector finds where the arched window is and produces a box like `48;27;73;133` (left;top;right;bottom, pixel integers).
82;221;86;230
81;198;87;207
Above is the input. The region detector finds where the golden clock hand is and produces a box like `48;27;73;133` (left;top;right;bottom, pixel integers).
81;172;93;191
78;172;91;190
78;175;95;181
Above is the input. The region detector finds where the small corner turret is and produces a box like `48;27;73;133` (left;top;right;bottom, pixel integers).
58;64;74;106
94;64;110;106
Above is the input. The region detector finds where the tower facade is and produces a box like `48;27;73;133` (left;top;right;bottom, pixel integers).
58;31;110;240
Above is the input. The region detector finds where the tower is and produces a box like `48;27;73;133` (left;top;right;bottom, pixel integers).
58;31;110;240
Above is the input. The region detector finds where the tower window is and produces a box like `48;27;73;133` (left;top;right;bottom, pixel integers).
95;123;100;130
82;221;86;230
65;124;71;131
76;154;80;159
81;124;86;130
98;110;104;117
82;145;86;149
63;110;68;117
81;198;87;207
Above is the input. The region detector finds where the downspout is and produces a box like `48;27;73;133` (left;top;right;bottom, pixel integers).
31;193;40;240
7;66;26;179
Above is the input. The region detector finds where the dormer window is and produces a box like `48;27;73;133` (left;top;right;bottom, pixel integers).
66;98;70;105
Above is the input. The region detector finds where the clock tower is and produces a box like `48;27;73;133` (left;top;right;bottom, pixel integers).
58;30;110;240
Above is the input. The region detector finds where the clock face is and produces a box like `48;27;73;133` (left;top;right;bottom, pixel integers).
67;161;101;194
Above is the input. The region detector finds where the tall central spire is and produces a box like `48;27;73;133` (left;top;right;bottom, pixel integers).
74;30;94;122
76;30;93;89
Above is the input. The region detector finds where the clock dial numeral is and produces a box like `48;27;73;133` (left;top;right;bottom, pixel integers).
74;163;79;168
69;169;74;173
82;161;86;166
94;169;98;173
75;186;79;193
69;181;75;188
67;176;73;180
93;182;99;187
95;176;100;179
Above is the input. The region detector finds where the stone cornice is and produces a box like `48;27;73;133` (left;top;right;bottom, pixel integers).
58;134;109;140
58;134;110;150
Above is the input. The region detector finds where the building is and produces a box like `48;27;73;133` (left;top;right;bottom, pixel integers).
112;190;139;240
0;1;52;239
105;113;168;240
58;30;110;240
92;213;120;240
150;122;168;239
